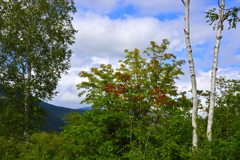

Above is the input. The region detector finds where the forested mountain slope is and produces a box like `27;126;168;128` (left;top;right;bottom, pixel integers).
0;85;88;133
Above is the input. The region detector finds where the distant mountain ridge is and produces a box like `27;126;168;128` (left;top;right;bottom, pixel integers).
0;84;89;133
37;100;89;132
77;107;92;110
38;100;88;121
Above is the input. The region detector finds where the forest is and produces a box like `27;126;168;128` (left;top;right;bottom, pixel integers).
1;43;240;159
1;0;240;159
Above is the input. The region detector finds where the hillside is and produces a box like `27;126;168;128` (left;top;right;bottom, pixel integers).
0;84;89;133
38;100;88;122
32;100;89;133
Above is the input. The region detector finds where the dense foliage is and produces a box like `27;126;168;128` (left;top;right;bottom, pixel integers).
0;40;239;159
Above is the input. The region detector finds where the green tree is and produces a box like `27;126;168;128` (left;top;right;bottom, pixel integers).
60;39;196;159
0;0;77;148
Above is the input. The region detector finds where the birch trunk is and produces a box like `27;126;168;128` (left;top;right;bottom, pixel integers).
207;0;225;152
182;0;199;151
23;64;31;148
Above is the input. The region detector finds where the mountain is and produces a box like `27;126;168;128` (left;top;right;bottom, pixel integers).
35;100;89;132
39;100;88;122
77;107;93;110
0;84;89;133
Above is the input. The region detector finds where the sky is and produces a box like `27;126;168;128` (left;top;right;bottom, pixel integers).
3;0;240;118
44;0;240;118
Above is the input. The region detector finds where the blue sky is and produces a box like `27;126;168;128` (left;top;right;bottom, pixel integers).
4;0;240;118
44;0;240;118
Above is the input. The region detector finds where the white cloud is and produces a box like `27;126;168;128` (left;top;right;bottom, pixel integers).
37;1;240;118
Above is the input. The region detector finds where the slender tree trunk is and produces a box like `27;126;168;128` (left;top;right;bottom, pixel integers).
207;0;225;154
139;102;142;160
23;61;32;149
182;0;199;151
23;0;34;149
23;96;30;148
128;99;136;157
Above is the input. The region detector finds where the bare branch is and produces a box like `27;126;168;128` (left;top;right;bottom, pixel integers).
222;9;231;22
217;1;234;26
183;29;188;34
181;0;185;6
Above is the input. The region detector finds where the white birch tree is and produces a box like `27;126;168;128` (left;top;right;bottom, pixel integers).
0;0;77;148
205;0;240;154
181;0;199;151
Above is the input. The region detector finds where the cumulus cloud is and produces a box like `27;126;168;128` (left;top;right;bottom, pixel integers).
37;0;240;119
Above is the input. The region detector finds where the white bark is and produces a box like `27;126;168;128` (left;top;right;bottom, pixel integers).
182;0;199;151
207;0;225;145
23;64;31;147
22;0;34;147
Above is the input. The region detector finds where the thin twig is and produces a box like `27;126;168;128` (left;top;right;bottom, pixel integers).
181;0;185;6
